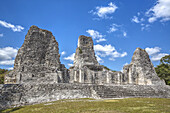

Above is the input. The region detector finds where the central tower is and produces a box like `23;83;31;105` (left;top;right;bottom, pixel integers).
74;35;99;67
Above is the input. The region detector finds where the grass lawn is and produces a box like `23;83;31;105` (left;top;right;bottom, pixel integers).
1;98;170;113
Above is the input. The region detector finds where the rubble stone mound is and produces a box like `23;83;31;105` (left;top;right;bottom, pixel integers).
5;25;68;84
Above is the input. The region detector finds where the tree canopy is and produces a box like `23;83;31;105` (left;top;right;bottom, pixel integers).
155;55;170;85
0;69;9;84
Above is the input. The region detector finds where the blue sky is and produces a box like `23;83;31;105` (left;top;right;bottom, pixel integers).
0;0;170;71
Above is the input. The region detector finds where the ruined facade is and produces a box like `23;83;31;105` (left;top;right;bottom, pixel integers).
5;26;68;84
1;26;170;110
123;48;165;85
69;35;123;84
69;35;165;85
4;26;165;85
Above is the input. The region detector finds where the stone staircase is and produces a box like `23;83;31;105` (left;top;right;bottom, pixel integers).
92;85;170;98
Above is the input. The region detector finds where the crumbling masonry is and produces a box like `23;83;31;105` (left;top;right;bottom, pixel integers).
1;26;169;110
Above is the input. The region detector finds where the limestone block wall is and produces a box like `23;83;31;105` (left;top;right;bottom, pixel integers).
0;84;93;110
1;83;170;110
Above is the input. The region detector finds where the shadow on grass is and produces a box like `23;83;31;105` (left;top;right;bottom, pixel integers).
0;106;23;113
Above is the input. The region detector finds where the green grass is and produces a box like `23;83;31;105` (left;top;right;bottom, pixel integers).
1;98;170;113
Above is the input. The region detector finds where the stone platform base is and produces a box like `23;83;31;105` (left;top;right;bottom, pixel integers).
0;83;170;110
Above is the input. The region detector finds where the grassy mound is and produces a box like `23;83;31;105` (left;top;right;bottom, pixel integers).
1;98;170;113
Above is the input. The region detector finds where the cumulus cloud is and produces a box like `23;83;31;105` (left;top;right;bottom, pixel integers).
145;47;161;56
131;14;150;31
145;47;169;61
141;24;150;31
108;24;119;33
67;63;73;67
61;51;66;56
131;16;140;23
131;16;144;23
123;32;127;37
0;20;24;32
0;60;15;65
90;2;118;19
151;53;169;61
0;47;18;61
86;29;106;42
7;67;13;70
94;44;127;61
146;0;170;23
95;55;104;63
0;47;18;66
64;53;75;61
0;33;3;37
108;24;127;37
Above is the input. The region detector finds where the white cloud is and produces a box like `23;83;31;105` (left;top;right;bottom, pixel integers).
131;16;145;23
61;51;66;56
123;62;129;66
94;44;115;56
68;63;73;67
0;60;14;65
64;53;75;61
146;0;170;23
96;38;106;43
108;24;119;33
86;29;106;42
95;55;104;63
123;32;127;37
148;17;157;23
108;57;115;61
108;24;127;37
94;44;127;61
7;67;13;70
151;53;169;61
131;15;150;31
121;62;129;72
145;47;161;56
141;24;150;31
145;47;169;61
90;2;118;19
0;47;18;66
131;16;140;23
0;20;24;32
0;33;3;37
0;47;18;61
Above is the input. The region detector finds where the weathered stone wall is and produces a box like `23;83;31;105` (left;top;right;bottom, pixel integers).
5;26;68;84
0;84;93;110
2;26;169;110
74;35;99;67
123;48;165;85
1;83;170;110
69;35;123;84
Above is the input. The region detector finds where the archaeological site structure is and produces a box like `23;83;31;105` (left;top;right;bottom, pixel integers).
0;26;170;110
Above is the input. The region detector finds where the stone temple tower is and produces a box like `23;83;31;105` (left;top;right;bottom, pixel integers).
5;26;68;84
123;48;165;85
74;35;99;67
69;35;120;84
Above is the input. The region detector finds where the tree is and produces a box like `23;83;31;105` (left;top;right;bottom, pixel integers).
155;55;170;85
0;68;9;84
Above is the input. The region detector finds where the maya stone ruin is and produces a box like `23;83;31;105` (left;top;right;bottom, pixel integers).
0;26;170;110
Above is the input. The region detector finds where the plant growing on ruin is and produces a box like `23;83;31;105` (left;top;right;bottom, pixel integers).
79;47;82;54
